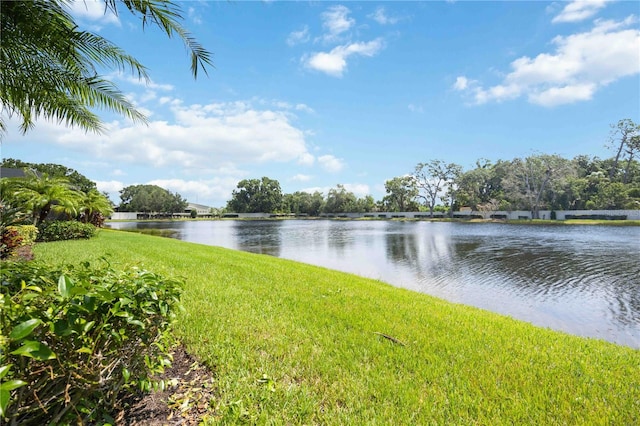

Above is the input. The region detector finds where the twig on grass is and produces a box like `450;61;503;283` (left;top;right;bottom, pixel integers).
374;332;406;346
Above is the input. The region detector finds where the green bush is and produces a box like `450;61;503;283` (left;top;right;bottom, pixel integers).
0;260;184;424
37;220;96;242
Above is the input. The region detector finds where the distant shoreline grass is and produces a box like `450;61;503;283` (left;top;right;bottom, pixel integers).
33;230;640;424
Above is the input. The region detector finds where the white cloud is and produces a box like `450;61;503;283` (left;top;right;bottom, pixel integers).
321;5;355;43
96;180;125;194
318;155;345;173
111;169;126;177
113;73;175;91
188;7;203;25
453;76;470;91
287;25;310;46
298;152;316;166
291;174;312;182
67;0;120;28
295;103;315;114
20;99;314;172
552;0;612;23
528;83;597;107
342;183;370;197
148;178;239;206
305;39;384;77
368;7;400;25
455;16;640;106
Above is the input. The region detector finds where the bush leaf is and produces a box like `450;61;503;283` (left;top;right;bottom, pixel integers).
58;274;73;298
0;389;10;418
0;380;27;392
10;341;57;360
9;318;42;340
0;365;11;381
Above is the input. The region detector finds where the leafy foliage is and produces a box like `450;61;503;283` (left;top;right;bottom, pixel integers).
0;0;212;136
0;260;183;424
4;171;83;226
0;225;38;260
382;176;419;212
1;158;97;193
226;177;283;213
37;221;96;242
118;184;187;214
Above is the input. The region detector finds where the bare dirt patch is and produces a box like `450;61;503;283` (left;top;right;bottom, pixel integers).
115;345;217;425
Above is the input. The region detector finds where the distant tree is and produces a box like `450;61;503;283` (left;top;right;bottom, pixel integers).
1;158;97;193
413;160;461;217
454;159;505;211
382;176;419;212
226;177;283;213
283;191;325;216
356;195;376;213
119;184;187;213
324;185;358;213
503;155;575;218
607;119;640;181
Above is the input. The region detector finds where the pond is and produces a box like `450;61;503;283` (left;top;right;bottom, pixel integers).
107;220;640;348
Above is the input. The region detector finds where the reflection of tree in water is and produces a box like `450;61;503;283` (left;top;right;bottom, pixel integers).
232;221;282;257
326;222;361;257
386;232;419;263
385;230;459;285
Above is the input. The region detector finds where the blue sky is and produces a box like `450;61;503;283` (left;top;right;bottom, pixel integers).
3;0;639;207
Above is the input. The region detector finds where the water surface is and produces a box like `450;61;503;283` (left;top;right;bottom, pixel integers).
108;220;640;348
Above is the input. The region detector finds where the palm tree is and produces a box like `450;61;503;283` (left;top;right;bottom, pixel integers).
10;171;83;226
0;0;212;136
78;189;114;225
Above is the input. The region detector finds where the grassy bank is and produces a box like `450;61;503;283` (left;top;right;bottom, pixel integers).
34;230;639;424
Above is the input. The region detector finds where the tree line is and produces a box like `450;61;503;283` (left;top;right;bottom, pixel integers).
226;119;640;217
4;120;638;218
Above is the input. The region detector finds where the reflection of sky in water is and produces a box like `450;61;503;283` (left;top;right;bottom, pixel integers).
107;221;640;348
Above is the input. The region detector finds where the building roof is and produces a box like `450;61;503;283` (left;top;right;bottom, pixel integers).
0;167;29;179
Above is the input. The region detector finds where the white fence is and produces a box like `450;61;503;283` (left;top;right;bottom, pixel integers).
320;210;640;220
111;210;640;221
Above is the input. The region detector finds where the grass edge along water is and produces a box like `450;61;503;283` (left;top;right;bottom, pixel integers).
34;230;640;425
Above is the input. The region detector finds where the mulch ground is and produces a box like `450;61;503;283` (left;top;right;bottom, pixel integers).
115;346;217;425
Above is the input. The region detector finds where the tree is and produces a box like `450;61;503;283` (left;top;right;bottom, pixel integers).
119;184;187;214
413;160;462;217
1;158;97;193
78;189;114;225
8;171;83;226
226;177;283;213
454;159;506;211
0;0;212;136
356;195;376;213
283;191;325;216
503;155;575;218
382;176;419;212
607;119;640;181
324;185;358;213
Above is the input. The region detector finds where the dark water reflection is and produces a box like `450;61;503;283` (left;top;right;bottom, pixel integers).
108;220;640;348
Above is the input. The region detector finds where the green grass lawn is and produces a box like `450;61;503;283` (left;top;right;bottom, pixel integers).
34;230;640;424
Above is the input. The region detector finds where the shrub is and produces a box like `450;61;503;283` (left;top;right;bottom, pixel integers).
0;227;22;259
0;260;184;424
37;220;96;242
0;226;38;260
